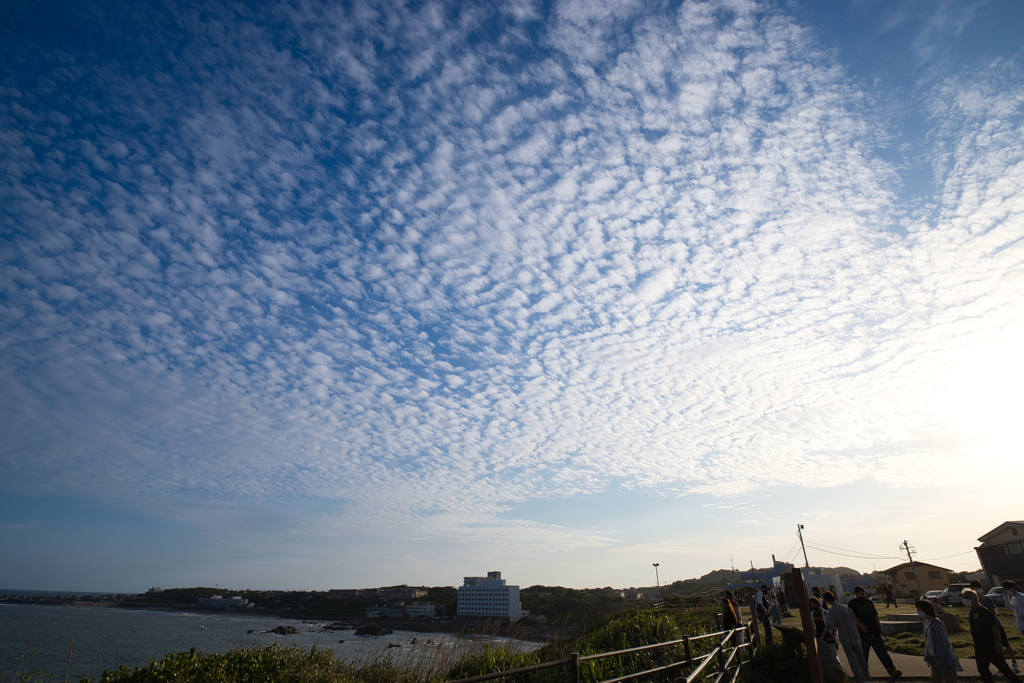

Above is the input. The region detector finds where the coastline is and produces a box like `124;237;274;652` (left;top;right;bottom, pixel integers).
2;599;568;643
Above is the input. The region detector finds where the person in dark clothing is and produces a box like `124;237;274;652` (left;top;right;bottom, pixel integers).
964;589;1023;683
721;591;741;645
848;586;903;679
755;584;773;644
721;592;739;628
779;589;788;612
884;584;895;608
971;579;1019;672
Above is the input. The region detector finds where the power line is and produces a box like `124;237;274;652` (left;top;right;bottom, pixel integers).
919;549;978;561
805;544;901;561
781;539;801;564
802;532;977;566
806;540;902;559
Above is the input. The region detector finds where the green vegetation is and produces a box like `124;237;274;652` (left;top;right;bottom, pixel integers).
130;588;243;608
883;616;1023;660
738;643;852;683
519;586;641;626
448;606;723;683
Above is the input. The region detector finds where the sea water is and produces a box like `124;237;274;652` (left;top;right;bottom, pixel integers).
0;604;539;681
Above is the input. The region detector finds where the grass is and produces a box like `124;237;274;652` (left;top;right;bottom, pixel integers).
3;606;734;683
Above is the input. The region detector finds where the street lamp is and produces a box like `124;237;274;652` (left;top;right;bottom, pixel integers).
653;563;661;599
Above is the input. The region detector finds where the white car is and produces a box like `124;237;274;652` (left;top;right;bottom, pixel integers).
985;587;1006;607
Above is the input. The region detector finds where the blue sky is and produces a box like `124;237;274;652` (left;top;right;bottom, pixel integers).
2;0;1022;593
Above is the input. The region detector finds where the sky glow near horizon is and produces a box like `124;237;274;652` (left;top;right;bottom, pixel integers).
1;0;1023;592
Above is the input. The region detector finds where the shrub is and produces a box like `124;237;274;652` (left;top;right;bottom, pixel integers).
740;643;852;683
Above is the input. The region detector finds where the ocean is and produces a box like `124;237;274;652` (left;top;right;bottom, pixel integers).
0;603;539;681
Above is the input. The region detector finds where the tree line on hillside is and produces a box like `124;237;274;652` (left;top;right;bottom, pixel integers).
137;563;939;623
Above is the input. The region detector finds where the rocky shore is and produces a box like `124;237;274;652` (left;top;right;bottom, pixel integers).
8;599;569;643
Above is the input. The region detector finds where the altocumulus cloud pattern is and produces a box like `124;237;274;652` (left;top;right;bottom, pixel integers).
2;0;1023;558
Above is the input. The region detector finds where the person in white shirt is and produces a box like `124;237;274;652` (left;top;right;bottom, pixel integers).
754;585;774;644
823;591;871;683
1005;581;1024;674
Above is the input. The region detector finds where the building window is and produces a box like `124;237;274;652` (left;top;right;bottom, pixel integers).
905;572;915;580
928;571;940;579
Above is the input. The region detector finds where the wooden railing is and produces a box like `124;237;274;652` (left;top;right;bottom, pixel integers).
445;622;755;683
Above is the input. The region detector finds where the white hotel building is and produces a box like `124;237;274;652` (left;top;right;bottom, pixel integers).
456;571;521;621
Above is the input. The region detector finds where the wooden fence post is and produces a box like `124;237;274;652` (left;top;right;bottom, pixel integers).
570;652;579;683
748;596;761;650
791;568;824;683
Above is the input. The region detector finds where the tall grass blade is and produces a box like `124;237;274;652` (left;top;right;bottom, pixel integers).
66;634;75;683
13;632;34;683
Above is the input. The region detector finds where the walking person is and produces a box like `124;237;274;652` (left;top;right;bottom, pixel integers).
917;599;962;683
726;589;741;620
721;591;742;645
884;584;895;609
971;579;1018;672
769;587;782;625
849;586;903;679
1004;581;1024;673
755;584;774;644
824;590;871;683
963;589;1023;683
812;596;842;678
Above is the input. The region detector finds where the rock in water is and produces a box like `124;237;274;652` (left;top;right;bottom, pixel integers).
270;625;299;635
354;623;393;636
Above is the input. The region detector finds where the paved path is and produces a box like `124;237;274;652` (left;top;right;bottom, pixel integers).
834;645;984;680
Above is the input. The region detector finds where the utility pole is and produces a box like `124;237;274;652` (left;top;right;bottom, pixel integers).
653;563;661;599
797;524;810;568
902;540;923;598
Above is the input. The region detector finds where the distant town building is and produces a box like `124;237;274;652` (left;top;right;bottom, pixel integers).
327;587;428;600
197;595;249;610
366;606;384;618
147;587;163;594
881;562;952;599
383;601;407;618
457;571;521;622
380;588;428;600
405;602;436;618
976;521;1024;586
